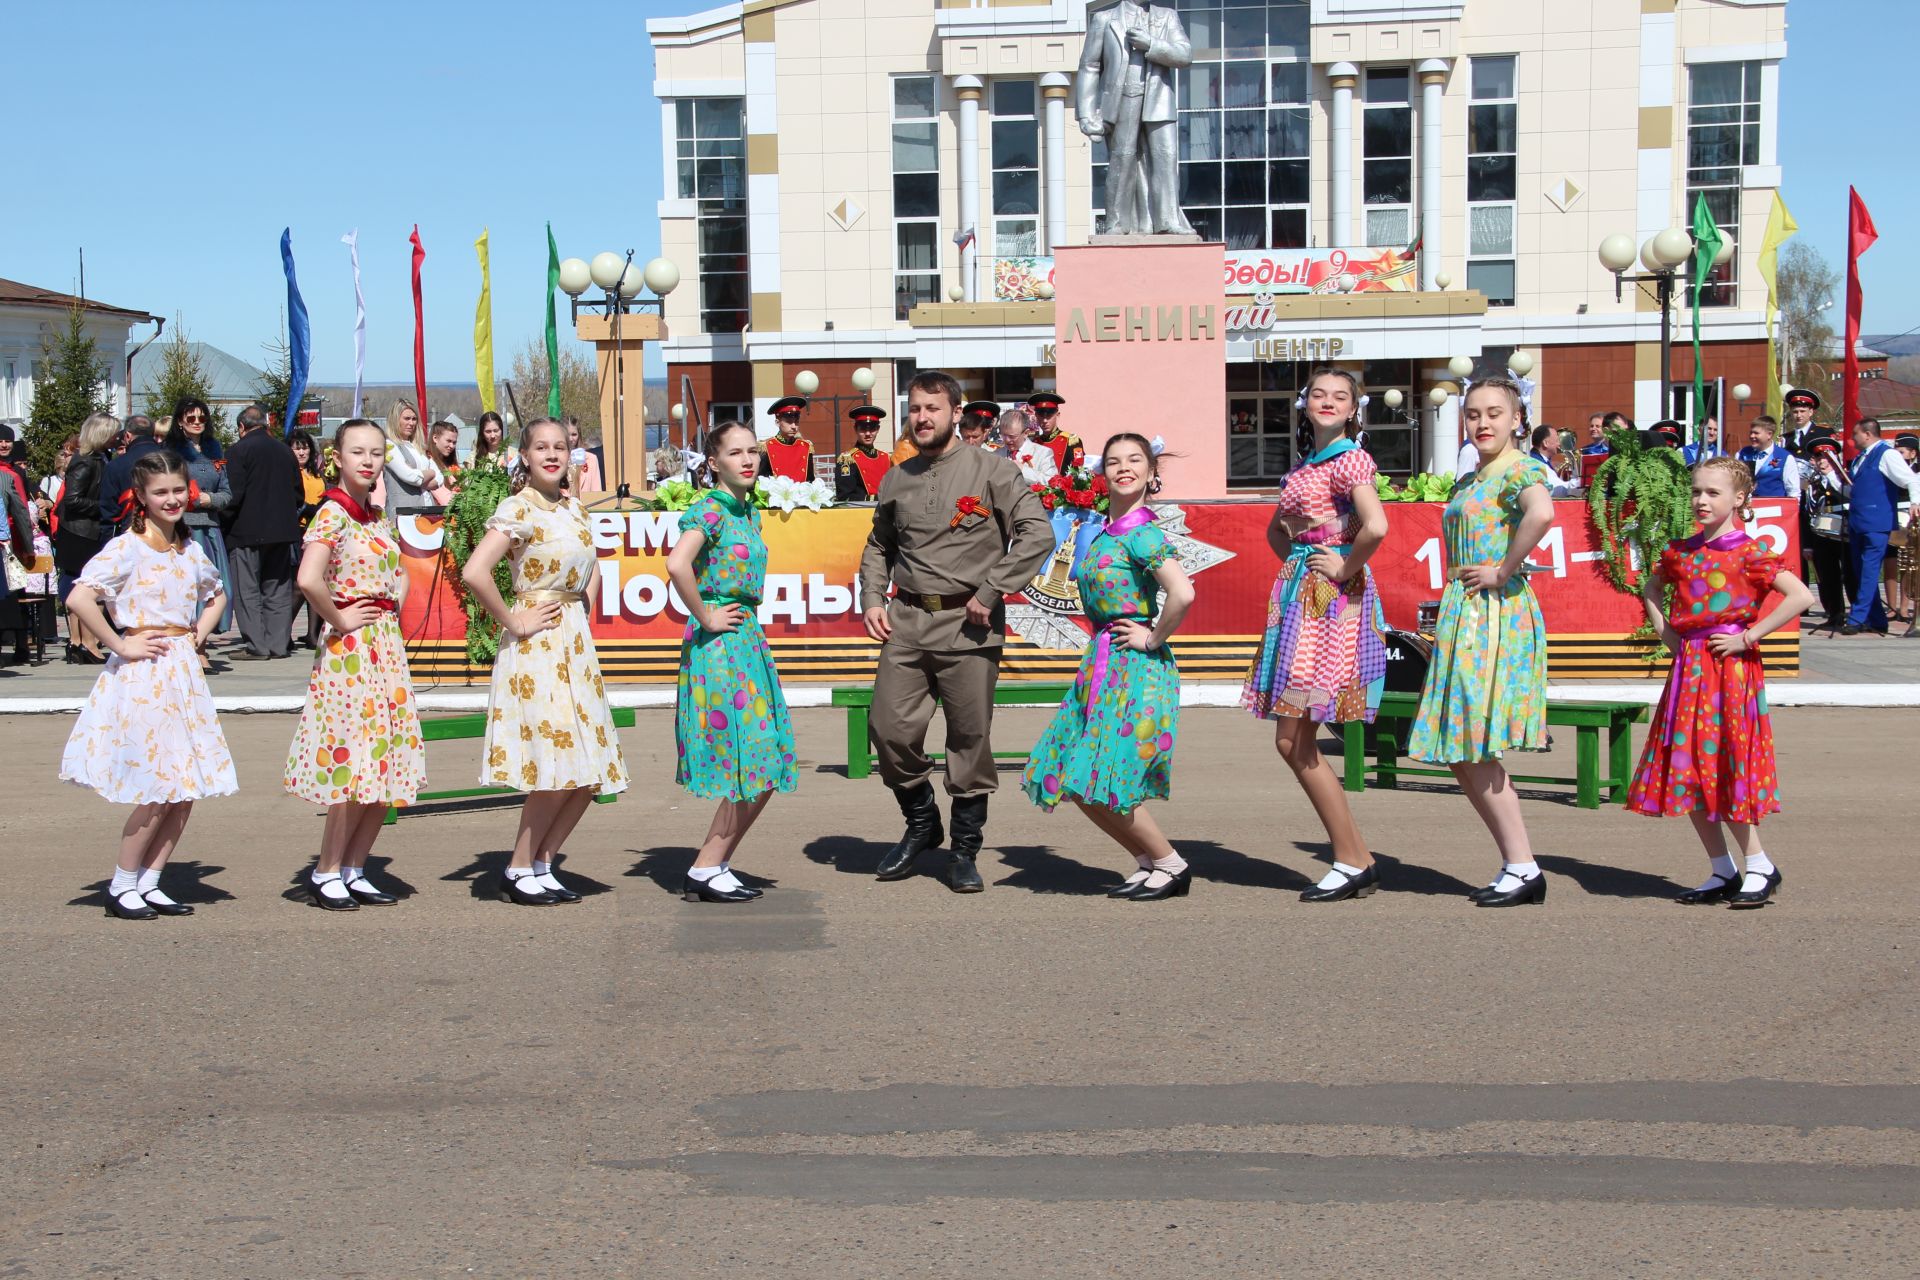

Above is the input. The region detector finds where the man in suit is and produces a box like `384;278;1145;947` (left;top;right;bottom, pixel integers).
223;403;303;659
1075;0;1193;235
1841;416;1920;635
98;414;161;534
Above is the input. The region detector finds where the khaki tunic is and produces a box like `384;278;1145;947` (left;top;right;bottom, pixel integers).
859;442;1054;651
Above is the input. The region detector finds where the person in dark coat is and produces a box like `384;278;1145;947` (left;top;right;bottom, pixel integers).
98;414;162;533
54;411;122;662
222;403;304;659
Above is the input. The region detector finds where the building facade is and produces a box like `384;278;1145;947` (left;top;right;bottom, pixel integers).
0;278;159;424
648;0;1789;483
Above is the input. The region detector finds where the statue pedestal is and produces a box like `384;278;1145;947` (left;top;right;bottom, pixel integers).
1052;239;1227;498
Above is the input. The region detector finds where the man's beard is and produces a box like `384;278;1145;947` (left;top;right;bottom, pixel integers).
913;420;956;453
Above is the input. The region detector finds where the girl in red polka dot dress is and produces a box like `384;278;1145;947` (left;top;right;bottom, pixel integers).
1628;457;1812;909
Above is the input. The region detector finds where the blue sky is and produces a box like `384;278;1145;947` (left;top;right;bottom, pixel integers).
2;0;1903;382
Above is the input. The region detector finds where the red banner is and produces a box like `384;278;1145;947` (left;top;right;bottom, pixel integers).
396;500;1799;683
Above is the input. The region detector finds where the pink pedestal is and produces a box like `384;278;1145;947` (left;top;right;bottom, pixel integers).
1052;240;1228;498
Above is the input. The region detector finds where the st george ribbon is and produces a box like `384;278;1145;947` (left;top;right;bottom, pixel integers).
280;229;311;436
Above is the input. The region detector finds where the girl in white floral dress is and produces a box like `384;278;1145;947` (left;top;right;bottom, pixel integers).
284;420;426;911
461;418;628;905
62;451;238;921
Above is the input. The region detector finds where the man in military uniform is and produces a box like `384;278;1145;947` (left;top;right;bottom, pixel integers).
1026;392;1085;472
833;405;893;502
761;396;816;481
1782;387;1821;455
860;371;1053;892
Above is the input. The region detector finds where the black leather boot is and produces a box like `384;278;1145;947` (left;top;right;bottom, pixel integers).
876;782;944;880
945;795;988;893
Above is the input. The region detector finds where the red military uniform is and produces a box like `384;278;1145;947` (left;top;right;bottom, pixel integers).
762;435;816;482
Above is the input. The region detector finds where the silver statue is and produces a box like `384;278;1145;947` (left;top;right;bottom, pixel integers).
1075;0;1194;236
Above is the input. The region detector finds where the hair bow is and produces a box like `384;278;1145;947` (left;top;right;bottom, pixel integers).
1148;435;1166;457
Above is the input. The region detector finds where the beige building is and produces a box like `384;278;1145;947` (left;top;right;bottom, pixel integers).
649;0;1790;483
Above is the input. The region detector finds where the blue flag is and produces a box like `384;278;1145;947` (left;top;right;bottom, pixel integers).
281;228;311;435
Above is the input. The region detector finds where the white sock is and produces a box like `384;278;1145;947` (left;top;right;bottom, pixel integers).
135;867;178;907
689;865;723;882
506;866;536;880
711;870;746;892
1316;861;1365;890
1742;851;1777;891
1119;868;1151;887
1490;860;1541;893
534;862;565;893
533;860;552;877
310;870;351;902
1696;853;1738;890
110;867;138;896
340;865;364;886
1142;854;1188;889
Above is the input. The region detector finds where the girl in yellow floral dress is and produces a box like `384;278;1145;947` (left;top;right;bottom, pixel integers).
283;419;426;911
63;451;238;921
461;418;628;905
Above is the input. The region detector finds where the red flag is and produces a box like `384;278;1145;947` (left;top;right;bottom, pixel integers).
409;225;428;426
1843;187;1878;459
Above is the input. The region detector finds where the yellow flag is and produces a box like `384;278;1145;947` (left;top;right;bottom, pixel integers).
1757;193;1797;421
474;228;496;414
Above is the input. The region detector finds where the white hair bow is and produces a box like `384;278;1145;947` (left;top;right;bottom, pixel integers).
1148;435;1166;456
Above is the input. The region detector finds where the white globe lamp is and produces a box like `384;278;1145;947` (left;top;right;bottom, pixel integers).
947;285;965;302
1434;271;1453;290
670;403;684;422
1448;355;1475;379
1035;281;1055;300
1713;237;1735;267
1597;233;1638;274
557;257;592;297
850;367;876;393
794;370;820;396
1507;350;1535;378
1732;383;1752;402
589;252;625;291
1652;227;1694;269
642;258;681;296
1383;388;1404;410
617;263;644;299
1428;385;1452;407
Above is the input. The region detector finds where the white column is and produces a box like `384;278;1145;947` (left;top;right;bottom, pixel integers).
1427;392;1461;476
1417;59;1448;291
1328;63;1358;247
954;75;984;302
1040;73;1071;251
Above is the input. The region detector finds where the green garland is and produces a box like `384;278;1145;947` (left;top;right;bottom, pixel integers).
444;459;515;667
1585;426;1694;641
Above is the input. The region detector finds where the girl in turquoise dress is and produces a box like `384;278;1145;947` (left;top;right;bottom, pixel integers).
1406;378;1557;907
665;422;797;903
1022;433;1197;901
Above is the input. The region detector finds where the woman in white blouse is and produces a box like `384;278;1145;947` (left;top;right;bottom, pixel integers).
382;397;443;514
997;410;1058;484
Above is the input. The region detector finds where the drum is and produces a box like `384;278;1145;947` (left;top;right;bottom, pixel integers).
1380;628;1432;694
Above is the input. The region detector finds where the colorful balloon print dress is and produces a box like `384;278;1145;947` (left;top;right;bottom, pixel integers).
480;490;628;794
674;491;797;802
1242;441;1387;724
59;533;239;804
283;500;426;805
1406;453;1553;764
1023;513;1179;814
1628;530;1783;823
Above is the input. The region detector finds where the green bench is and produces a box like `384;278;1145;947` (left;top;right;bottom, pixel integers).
386;706;638;824
835;682;1072;779
1340;691;1648;809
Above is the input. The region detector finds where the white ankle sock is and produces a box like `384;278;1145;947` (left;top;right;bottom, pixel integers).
110;867;138;896
533;860;552;877
1141;854;1188;890
536;870;566;893
506;866;536;880
135;868;178;907
1316;861;1365;890
1490;860;1541;893
310;870;351;901
1119;869;1151;887
340;865;363;887
689;865;723;882
1742;852;1777;892
1696;853;1739;891
711;870;745;892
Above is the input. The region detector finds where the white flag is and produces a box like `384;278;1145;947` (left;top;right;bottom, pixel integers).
341;229;365;417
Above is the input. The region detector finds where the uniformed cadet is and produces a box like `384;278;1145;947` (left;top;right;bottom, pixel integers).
833;405;893;502
961;400;1001;444
1782;387;1821;455
859;371;1053;893
761;396;816;481
1026;392;1084;472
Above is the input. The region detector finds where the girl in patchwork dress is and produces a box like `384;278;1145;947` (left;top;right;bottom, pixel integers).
1242;367;1391;903
665;422;798;904
460;418;628;906
1406;379;1557;907
62;451;238;921
283;419;426;911
1021;433;1197;901
1630;457;1811;909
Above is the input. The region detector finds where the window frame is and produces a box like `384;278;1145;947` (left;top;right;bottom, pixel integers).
1685;59;1760;308
990;79;1041;261
673;97;749;333
893;74;943;321
1466;55;1517;307
1362;65;1413;250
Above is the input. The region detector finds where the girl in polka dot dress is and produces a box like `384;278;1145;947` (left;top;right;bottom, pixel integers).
1021;433;1197;901
283;419;427;911
1629;456;1811;909
665;422;797;903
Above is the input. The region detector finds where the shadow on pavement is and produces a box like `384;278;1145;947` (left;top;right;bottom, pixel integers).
992;843;1119;895
1536;853;1680;899
278;855;420;904
1181;839;1315;893
802;834;897;877
68;859;237;909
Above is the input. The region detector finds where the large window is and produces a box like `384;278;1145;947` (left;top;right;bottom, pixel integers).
893;76;941;321
674;98;748;333
991;80;1041;258
1466;56;1517;307
1363;67;1412;248
1101;0;1306;247
1687;60;1759;308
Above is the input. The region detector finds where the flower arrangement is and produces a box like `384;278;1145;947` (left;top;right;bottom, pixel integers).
756;474;835;513
1030;468;1109;513
1374;472;1455;503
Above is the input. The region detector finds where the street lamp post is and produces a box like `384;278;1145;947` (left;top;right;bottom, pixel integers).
557;251;679;501
1597;228;1733;424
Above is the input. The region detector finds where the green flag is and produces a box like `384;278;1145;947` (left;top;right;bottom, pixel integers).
1690;194;1725;444
545;222;562;419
